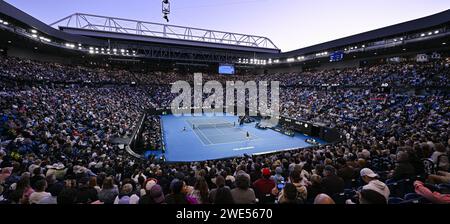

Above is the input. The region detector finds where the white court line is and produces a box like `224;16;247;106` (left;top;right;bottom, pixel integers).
184;120;207;146
196;127;214;145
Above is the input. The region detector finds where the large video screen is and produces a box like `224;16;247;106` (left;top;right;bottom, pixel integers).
219;64;235;75
330;51;344;62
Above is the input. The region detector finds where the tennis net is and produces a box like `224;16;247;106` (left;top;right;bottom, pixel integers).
194;122;235;129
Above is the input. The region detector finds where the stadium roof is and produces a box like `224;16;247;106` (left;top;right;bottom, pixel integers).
0;1;279;54
281;9;450;57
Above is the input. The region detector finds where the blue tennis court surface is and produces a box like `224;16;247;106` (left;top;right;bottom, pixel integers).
159;113;326;162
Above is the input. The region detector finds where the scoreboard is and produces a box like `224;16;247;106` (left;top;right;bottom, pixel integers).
330;51;344;62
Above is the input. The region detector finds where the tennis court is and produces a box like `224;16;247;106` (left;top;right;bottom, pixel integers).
186;118;258;145
158;113;327;162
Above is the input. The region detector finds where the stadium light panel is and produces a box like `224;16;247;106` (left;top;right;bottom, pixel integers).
434;30;439;34
0;19;3;23
287;58;295;62
443;42;447;45
420;33;425;37
3;22;8;25
31;29;37;34
428;32;432;35
31;34;38;38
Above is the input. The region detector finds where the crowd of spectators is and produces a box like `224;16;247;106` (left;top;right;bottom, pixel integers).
0;55;449;204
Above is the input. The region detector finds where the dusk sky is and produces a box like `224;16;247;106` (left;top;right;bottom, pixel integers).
4;0;449;52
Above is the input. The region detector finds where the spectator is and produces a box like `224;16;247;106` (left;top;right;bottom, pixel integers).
139;184;165;204
253;168;275;203
214;186;234;204
165;180;197;204
307;174;323;203
321;166;345;197
29;179;51;204
391;151;415;180
231;173;256;204
278;183;303;204
360;168;390;202
313;194;335;205
208;175;227;203
414;181;450;204
114;183;139;204
98;177;119;204
358;189;387;204
188;177;209;204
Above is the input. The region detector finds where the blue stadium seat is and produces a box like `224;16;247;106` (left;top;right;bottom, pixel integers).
388;197;404;204
404;193;421;201
438;183;450;194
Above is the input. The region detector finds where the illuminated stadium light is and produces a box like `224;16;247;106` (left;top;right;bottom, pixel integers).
400;37;404;40
3;21;8;25
78;47;82;50
78;43;82;46
361;45;365;48
428;32;432;35
95;48;99;51
120;49;125;53
31;34;38;38
89;50;94;54
420;33;425;37
65;43;75;48
434;30;440;34
286;58;295;62
274;59;280;63
89;47;94;50
31;29;37;34
443;42;447;45
113;48;117;52
39;36;51;42
394;39;397;42
0;19;3;23
297;56;305;60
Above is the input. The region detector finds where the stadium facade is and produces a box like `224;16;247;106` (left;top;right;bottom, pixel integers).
0;0;449;72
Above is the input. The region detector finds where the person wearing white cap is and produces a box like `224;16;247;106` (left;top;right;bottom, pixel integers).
360;168;390;202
